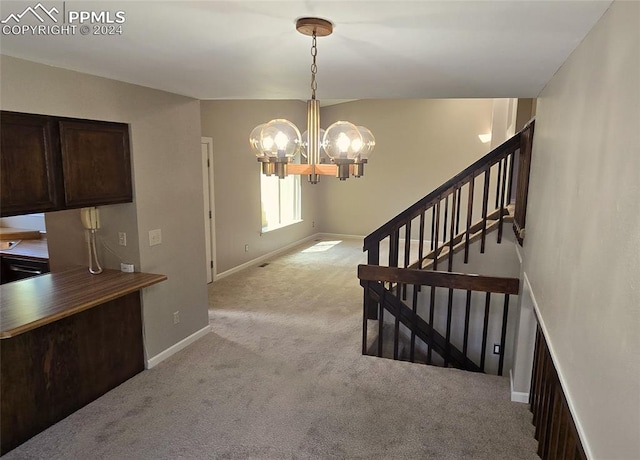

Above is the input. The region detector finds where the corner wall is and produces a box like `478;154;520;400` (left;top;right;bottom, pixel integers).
521;2;639;458
0;56;210;361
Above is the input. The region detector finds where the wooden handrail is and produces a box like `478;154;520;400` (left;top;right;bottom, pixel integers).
358;264;519;295
363;132;522;249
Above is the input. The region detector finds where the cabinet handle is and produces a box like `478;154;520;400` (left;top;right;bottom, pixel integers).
8;265;43;275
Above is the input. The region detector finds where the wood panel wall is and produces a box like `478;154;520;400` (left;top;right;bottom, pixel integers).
530;325;587;460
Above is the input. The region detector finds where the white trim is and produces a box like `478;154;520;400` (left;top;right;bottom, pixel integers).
145;325;211;369
523;271;593;460
201;137;217;283
510;369;529;403
215;233;319;280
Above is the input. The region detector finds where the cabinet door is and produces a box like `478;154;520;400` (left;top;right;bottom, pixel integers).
59;120;132;207
0;112;62;216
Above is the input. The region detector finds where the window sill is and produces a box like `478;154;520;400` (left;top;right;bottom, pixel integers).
261;219;304;234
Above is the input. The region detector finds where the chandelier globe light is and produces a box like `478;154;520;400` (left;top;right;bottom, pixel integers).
250;17;375;183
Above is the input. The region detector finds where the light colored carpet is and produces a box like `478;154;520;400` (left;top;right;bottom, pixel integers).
4;238;538;459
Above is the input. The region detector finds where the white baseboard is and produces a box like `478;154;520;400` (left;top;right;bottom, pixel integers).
215;234;319;281
215;233;370;281
214;233;438;282
146;325;211;369
510;369;530;403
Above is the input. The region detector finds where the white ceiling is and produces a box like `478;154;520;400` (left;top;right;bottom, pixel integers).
0;1;612;100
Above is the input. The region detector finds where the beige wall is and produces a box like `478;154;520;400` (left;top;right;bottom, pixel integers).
200;100;320;273
318;99;495;236
522;2;639;458
201;99;504;272
489;98;517;149
1;56;210;360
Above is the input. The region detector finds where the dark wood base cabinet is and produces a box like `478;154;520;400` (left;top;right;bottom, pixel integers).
0;293;144;455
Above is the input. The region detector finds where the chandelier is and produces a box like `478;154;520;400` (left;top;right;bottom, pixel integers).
249;17;375;183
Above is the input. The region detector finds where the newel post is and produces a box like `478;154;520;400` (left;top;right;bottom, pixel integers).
513;119;535;245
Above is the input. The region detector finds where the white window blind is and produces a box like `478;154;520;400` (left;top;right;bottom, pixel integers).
260;174;301;231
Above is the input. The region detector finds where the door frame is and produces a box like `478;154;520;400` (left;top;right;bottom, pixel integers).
202;137;216;283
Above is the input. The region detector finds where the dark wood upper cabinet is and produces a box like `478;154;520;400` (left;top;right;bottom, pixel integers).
59;120;132;207
0;112;62;216
0;112;132;217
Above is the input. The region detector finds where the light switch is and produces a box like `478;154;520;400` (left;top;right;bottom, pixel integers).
149;229;162;246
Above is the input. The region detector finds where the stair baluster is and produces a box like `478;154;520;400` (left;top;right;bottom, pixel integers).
433;200;440;271
464;176;475;263
402;221;411;301
442;195;449;245
377;284;385;357
462;290;472;357
410;282;419;363
480;292;491;372
498;294;510;375
495;159;502;209
480;169;491;253
448;189;457;272
498;157;509;243
455;187;462;235
430;206;436;251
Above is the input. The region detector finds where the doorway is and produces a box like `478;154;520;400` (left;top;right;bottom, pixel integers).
202;137;216;283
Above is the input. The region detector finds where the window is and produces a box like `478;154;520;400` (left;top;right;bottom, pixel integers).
260;174;301;231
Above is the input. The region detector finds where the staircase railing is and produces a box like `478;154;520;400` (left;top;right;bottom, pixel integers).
359;265;519;375
359;121;534;373
363;119;535;276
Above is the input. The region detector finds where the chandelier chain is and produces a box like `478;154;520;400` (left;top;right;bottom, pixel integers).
310;31;318;99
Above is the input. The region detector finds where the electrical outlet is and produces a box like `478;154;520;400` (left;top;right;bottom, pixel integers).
312;220;315;228
244;244;249;252
173;311;180;324
149;229;162;246
118;232;127;246
493;344;501;355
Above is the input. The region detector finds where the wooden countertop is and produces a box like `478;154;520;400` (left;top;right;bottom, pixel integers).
0;238;49;261
0;227;41;241
0;267;167;339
